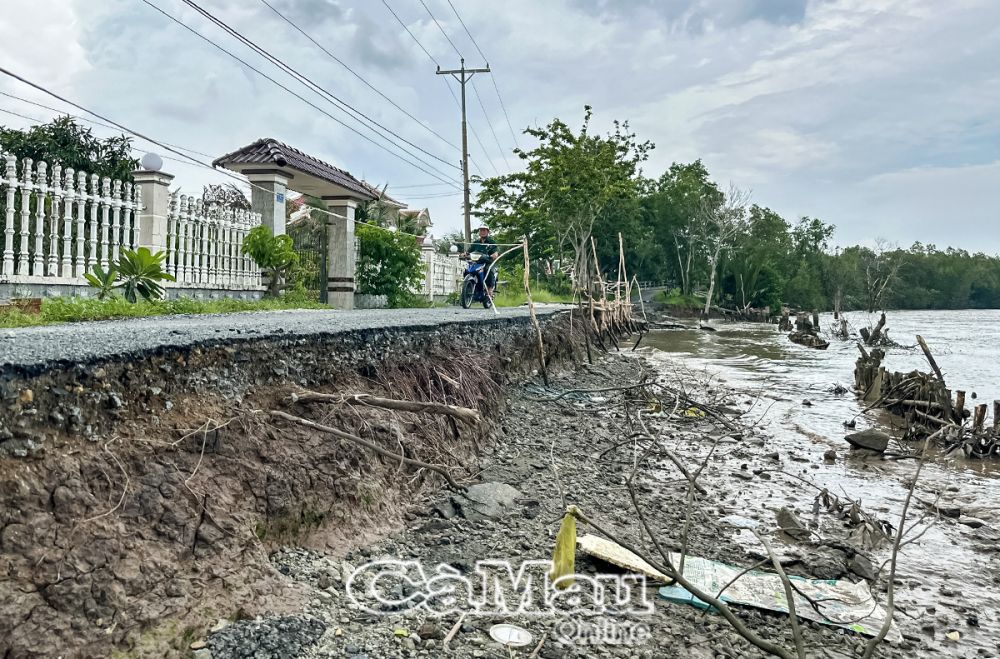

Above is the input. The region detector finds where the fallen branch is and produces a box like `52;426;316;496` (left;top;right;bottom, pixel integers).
269;410;466;492
290;391;481;426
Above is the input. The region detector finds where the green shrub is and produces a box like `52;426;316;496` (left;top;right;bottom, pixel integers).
242;225;299;298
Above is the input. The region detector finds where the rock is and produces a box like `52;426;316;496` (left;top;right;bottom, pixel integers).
190;640;207;650
972;525;1000;543
192;650;212;659
451;482;522;521
844;429;890;453
733;471;754;481
849;553;876;581
776;507;810;540
434;500;457;520
958;516;986;528
802;399;813;407
417;622;442;640
801;546;849;580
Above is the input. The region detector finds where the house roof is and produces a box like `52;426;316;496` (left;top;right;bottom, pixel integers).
213;138;377;200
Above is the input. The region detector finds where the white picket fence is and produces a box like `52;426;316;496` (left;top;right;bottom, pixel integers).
0;153;262;292
0;154;141;280
165;195;261;288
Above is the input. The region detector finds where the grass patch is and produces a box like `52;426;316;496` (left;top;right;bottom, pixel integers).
653;289;704;309
493;287;575;307
0;291;326;329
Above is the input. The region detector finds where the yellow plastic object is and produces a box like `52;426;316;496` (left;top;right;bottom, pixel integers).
549;507;577;590
683;406;706;418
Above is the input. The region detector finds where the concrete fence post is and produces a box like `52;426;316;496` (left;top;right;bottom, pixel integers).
324;197;357;310
248;173;287;236
133;170;174;253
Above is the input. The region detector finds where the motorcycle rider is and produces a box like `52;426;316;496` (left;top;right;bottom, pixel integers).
465;224;499;297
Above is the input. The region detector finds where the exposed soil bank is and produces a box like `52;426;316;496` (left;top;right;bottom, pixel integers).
0;311;576;658
242;351;941;659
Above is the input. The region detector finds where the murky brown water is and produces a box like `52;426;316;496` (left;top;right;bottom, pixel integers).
641;310;1000;657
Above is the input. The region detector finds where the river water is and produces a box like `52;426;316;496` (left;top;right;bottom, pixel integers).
641;309;1000;657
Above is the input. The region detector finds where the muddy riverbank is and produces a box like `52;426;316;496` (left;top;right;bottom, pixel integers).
0;310;576;658
215;346;960;659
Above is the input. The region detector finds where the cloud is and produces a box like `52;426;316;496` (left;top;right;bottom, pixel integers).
1;0;998;253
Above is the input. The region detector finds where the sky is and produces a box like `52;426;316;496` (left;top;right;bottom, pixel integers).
1;0;998;252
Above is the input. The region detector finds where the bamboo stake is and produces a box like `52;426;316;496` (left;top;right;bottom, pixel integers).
523;238;548;386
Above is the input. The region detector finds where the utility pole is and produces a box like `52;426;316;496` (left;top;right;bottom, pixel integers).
437;58;490;247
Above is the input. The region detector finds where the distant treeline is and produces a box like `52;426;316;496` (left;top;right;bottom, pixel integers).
474;130;1000;313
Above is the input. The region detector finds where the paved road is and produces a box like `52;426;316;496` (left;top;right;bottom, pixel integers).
0;306;564;373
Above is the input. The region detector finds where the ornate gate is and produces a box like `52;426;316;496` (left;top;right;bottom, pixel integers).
287;216;328;303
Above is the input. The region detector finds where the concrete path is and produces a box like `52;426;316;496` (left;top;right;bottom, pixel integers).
0;306;565;373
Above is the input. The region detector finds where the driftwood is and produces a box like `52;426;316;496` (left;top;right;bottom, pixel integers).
291;391;481;425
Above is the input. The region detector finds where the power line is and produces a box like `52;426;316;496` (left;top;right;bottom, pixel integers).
444;0;520;150
379;0;488;177
255;0;459;154
136;0;460;190
0;90;218;160
417;0;508;174
0;65;435;241
386;182;458;189
470;80;510;170
173;0;461;181
0;105;199;168
417;0;462;58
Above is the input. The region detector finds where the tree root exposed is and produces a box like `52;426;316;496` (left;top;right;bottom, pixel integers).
269;410;467;492
290;390;482;426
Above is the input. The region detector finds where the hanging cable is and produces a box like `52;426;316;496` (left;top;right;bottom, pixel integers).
0;65;440;241
379;0;488;177
176;0;459;176
445;0;520;149
136;0;461;189
256;0;459;152
415;0;508;174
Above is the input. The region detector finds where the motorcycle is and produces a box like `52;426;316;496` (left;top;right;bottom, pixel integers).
459;252;494;309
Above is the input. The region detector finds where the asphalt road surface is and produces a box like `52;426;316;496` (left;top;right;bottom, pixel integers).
0;306;564;373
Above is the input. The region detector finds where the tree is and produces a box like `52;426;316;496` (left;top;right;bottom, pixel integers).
860;238;901;312
724;205;792;312
642;161;723;295
202;183;251;210
699;183;751;317
475;106;651;290
0;116;137;181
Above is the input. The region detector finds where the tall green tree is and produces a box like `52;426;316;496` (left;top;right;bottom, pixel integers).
475;106;651;290
641;161;722;295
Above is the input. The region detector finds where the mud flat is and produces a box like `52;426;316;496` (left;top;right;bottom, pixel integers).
234;349;953;659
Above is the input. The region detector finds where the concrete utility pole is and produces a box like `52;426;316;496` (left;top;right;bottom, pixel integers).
436;58;490;247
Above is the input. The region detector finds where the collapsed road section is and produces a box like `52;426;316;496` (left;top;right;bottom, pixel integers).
0;307;576;658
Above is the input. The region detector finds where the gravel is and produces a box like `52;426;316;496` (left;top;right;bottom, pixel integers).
0;306;565;374
206;615;327;659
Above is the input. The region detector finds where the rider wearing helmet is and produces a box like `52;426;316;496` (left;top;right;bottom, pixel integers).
466;224;499;296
